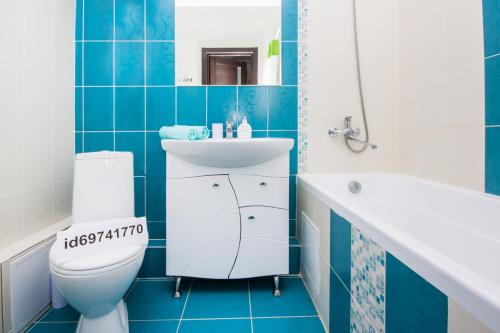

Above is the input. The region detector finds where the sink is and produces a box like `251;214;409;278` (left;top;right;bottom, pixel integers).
161;138;294;168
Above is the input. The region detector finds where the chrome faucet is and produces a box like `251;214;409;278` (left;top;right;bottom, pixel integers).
328;116;378;149
225;120;233;139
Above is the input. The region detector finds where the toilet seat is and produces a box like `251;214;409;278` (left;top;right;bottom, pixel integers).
50;244;146;276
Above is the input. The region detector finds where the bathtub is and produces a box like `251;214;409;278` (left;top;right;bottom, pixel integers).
297;173;500;331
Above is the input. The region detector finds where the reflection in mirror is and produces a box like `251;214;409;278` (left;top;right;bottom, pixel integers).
176;0;281;86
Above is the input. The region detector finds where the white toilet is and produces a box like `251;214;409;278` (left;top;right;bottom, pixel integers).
49;151;147;333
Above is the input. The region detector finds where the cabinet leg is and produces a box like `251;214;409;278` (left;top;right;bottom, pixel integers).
173;277;182;299
272;275;282;297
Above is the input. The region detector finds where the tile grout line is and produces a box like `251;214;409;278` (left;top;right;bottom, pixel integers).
143;0;148;218
112;0;116;151
248;280;254;333
175;279;193;333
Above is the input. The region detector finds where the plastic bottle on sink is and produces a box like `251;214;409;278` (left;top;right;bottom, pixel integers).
237;116;252;139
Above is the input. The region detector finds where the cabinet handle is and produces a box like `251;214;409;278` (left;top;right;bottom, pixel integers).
248;216;256;221
212;183;220;188
259;182;267;187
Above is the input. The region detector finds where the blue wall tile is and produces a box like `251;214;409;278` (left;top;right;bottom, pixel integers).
148;221;166;238
116;0;144;40
146;132;166;221
115;87;145;131
268;87;298;130
84;88;113;131
282;0;298;41
483;0;500;57
138;247;166;277
116;132;145;175
75;132;83;154
486;127;500;195
486;55;500;126
330;210;351;289
207;86;237;127
386;253;447;333
177;87;206;126
84;132;114;152
289;219;296;237
289;175;297;219
146;87;175;130
75;88;82;131
146;42;175;85
134;176;145;217
115;42;144;85
146;0;175;40
329;269;351;333
282;42;298;85
269;131;298;174
146;175;166;221
238;86;267;130
84;42;113;85
75;0;82;40
289;246;300;274
84;0;113;40
75;42;82;85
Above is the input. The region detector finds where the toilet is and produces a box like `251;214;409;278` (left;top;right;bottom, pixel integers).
49;151;147;333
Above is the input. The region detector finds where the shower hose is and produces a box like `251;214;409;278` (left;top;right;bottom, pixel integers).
346;0;371;153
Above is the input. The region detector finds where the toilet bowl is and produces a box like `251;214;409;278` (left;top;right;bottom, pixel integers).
49;151;146;333
50;244;146;333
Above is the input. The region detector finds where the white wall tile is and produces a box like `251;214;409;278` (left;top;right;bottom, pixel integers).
0;132;24;196
0;0;74;250
23;132;52;189
53;179;72;223
399;127;484;191
448;299;494;333
0;193;24;248
23;184;53;235
446;0;484;67
53;132;74;181
0;0;25;72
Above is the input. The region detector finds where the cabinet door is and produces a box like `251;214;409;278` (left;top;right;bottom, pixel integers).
229;175;288;209
167;176;240;279
229;207;289;279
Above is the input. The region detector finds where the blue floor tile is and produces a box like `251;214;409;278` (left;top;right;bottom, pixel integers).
179;319;252;333
28;322;77;333
129;320;178;333
183;279;250;319
250;277;317;317
39;305;80;322
126;280;188;320
253;317;325;333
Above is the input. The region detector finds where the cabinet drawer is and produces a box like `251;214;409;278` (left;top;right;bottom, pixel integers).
240;206;289;241
230;175;288;209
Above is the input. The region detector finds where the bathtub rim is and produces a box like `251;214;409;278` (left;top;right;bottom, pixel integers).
297;172;500;332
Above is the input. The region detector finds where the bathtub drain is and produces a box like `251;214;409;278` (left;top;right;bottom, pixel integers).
348;181;362;194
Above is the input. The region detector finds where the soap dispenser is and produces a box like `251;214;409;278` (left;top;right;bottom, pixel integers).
237;116;252;139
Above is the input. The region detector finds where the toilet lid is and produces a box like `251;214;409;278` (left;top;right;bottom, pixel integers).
50;244;145;273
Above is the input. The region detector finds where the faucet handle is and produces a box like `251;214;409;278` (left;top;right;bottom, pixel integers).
344;115;353;128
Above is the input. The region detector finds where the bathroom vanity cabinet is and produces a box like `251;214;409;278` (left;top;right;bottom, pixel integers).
162;139;293;280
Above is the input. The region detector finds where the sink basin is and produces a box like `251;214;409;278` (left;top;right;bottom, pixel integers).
161;138;294;168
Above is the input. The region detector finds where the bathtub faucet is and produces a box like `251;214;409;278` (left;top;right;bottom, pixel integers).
328;116;378;150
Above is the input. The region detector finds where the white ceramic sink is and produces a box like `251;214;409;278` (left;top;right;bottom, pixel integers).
161;138;294;168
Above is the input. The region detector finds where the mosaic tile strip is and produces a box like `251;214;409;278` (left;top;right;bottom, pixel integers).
350;227;386;333
351;300;378;333
298;0;309;173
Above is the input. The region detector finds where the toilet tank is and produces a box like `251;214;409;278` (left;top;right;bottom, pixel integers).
72;151;135;224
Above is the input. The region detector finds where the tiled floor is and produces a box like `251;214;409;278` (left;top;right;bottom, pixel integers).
26;276;325;333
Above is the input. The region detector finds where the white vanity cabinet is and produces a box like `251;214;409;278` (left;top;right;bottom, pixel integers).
162;139;294;281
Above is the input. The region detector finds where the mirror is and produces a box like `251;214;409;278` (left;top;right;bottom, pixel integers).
175;0;281;86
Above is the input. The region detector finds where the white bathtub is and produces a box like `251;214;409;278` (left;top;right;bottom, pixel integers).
297;173;500;332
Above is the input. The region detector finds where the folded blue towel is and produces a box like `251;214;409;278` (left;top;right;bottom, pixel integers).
159;125;209;141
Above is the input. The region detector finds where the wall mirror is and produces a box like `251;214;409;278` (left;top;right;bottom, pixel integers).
175;0;281;86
